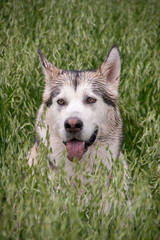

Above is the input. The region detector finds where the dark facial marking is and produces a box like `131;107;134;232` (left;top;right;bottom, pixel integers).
73;71;79;91
102;94;116;107
45;86;61;107
92;82;116;107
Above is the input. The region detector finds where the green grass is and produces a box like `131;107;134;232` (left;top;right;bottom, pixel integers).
0;0;160;239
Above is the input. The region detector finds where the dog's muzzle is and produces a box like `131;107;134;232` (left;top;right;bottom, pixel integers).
63;128;98;162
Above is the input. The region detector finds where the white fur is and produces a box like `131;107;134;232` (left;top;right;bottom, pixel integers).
28;46;126;185
29;82;121;181
28;46;133;215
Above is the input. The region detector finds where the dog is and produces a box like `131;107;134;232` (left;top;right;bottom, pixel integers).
28;45;128;186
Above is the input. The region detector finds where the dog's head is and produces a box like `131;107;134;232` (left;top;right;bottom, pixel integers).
38;45;121;161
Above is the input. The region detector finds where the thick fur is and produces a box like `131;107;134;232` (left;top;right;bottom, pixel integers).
28;45;126;184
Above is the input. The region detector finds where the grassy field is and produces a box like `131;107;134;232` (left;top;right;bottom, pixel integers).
0;0;160;239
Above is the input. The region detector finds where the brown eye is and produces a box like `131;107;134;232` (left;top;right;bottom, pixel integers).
57;99;65;105
87;97;96;104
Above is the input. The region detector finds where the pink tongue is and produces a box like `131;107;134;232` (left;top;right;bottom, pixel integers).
66;140;84;161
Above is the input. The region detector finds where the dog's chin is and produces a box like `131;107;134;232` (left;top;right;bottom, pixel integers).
63;129;98;162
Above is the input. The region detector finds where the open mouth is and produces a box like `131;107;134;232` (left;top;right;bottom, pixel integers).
64;129;98;162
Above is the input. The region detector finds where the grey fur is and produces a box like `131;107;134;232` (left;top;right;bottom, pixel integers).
29;45;125;183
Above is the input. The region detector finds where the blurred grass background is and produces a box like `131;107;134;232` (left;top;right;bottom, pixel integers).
0;0;160;239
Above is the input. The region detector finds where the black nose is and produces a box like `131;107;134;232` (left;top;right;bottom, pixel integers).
64;118;83;133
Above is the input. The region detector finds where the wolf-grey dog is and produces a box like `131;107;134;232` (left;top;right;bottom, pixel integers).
29;45;128;185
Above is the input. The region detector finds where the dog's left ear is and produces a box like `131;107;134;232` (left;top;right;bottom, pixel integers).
98;45;121;96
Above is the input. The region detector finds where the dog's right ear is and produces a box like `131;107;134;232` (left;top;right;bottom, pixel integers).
38;49;62;84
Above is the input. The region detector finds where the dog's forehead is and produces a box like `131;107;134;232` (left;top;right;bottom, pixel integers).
59;77;94;99
58;70;98;89
55;70;116;107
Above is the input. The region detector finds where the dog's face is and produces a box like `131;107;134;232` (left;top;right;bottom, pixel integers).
38;46;121;161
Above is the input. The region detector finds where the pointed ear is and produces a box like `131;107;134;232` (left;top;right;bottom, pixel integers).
98;45;121;96
38;49;62;85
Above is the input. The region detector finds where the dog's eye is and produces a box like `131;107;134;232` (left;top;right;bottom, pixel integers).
87;97;97;104
57;99;65;105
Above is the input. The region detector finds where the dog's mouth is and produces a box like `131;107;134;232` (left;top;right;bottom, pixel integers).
64;129;98;162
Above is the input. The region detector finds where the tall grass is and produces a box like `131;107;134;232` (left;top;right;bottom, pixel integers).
0;0;160;239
